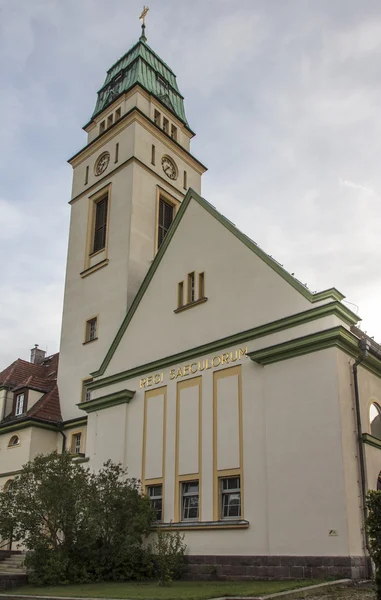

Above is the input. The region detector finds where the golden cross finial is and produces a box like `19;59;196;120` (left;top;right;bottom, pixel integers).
139;6;149;25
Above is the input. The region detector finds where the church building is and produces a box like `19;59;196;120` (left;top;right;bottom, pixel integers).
2;20;381;581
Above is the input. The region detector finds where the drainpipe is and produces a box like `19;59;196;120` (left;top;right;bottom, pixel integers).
58;423;67;453
352;337;372;574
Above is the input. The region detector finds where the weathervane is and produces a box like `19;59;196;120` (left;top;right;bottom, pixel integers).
139;6;149;42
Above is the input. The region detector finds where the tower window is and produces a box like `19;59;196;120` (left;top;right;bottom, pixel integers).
15;393;25;416
183;170;187;190
157;198;174;249
99;120;105;134
85;317;98;343
114;143;119;164
163;117;169;134
115;107;121;120
154;110;161;126
151;145;156;165
107;114;113;128
85;165;89;185
187;272;195;304
171;124;177;140
93;196;108;253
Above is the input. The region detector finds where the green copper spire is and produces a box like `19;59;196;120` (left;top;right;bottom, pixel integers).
90;22;190;129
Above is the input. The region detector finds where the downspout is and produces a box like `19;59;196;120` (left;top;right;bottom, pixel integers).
58;423;67;453
352;337;372;573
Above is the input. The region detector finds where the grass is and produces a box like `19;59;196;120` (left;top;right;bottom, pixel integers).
8;579;321;599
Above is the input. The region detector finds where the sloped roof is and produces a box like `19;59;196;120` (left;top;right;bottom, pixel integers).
27;384;62;422
91;188;355;380
91;39;189;128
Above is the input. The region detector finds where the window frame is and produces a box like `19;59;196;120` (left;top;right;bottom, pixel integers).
187;272;195;304
84;316;98;344
147;484;163;522
220;476;241;520
71;432;82;455
180;480;200;521
8;435;20;448
14;392;26;417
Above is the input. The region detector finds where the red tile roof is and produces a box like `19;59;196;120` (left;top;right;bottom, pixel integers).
28;384;62;422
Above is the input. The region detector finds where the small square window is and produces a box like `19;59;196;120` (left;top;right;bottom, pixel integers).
181;481;199;520
85;317;97;343
154;110;161;126
171;124;177;140
147;485;163;521
220;477;241;519
163;117;169;134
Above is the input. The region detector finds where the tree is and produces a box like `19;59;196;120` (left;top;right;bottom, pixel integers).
367;491;381;599
0;452;154;584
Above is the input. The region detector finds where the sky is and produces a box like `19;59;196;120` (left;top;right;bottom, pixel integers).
1;0;381;368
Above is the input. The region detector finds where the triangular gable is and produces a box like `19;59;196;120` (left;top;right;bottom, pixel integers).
91;189;349;380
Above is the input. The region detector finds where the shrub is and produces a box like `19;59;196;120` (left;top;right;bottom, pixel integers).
366;491;381;598
150;529;187;585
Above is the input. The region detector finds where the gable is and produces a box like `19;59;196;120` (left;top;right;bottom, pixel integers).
93;190;350;382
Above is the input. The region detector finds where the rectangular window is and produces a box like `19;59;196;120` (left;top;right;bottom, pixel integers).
181;481;199;520
199;272;205;299
107;114;113;128
93;195;108;253
151;144;155;165
115;107;121;120
157;198;174;249
72;433;82;454
99;120;105;133
85;165;89;185
85;317;97;342
114;143;119;163
163;117;169;134
15;393;25;416
187;272;195;304
154;110;161;126
147;485;163;521
183;170;187;190
178;281;184;308
220;477;241;519
171;124;177;140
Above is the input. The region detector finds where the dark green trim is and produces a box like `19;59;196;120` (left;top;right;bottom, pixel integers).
61;417;88;430
88;301;358;391
363;433;381;450
249;326;381;378
0;469;21;479
78;389;135;413
91;189;354;380
0;419;58;434
72;456;90;464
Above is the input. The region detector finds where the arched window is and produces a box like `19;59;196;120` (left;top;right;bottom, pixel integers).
3;480;13;492
8;435;20;447
370;403;381;439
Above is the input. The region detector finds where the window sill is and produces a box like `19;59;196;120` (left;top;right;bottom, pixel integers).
83;338;98;346
174;297;208;314
80;259;109;279
153;519;249;531
89;247;106;259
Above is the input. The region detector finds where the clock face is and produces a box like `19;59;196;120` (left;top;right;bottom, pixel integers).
94;152;110;176
161;156;177;180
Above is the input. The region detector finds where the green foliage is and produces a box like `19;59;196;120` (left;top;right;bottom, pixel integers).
149;529;187;586
0;452;155;585
366;491;381;599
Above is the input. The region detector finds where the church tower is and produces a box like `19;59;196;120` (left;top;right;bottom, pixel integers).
58;23;207;420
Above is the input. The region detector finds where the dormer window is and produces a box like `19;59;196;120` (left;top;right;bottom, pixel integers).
15;393;25;416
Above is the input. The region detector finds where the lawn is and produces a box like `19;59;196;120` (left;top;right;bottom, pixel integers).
9;579;320;599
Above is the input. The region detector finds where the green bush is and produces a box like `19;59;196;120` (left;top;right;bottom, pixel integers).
149;529;187;585
366;491;381;598
0;453;155;585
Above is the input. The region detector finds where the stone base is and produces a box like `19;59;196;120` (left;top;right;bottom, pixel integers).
184;555;370;581
0;574;27;591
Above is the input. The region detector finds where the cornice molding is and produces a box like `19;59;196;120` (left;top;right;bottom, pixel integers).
78;389;135;414
363;433;381;450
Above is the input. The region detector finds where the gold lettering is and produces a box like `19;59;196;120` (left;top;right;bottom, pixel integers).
183;364;190;376
239;347;248;359
221;353;229;365
169;369;176;380
212;356;221;367
190;363;198;374
140;378;147;388
176;367;183;378
198;360;206;372
230;350;238;362
147;376;153;387
206;359;212;370
154;374;161;384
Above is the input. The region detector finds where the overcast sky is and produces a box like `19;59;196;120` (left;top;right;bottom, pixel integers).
1;0;381;368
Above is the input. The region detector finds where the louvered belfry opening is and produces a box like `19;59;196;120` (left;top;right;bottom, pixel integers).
93;196;108;253
158;197;174;248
